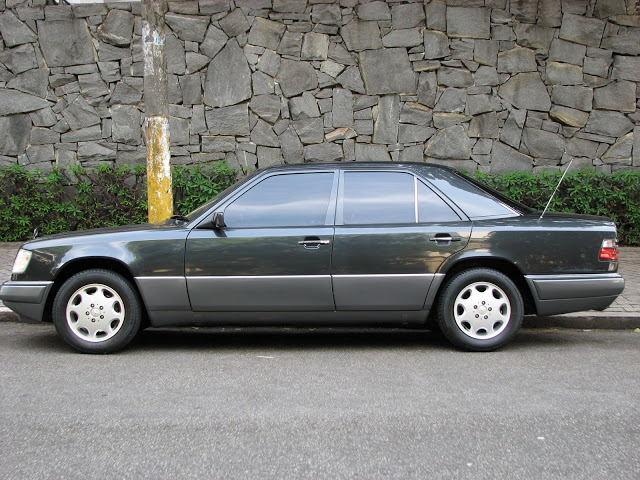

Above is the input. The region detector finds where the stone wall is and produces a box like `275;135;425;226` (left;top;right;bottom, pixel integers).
1;0;640;175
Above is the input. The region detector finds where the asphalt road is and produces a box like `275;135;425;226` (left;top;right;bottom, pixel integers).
1;323;639;480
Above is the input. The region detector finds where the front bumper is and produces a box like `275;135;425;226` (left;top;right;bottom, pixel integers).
0;281;53;322
525;273;625;316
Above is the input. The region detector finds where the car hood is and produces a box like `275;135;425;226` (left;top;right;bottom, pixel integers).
21;222;185;249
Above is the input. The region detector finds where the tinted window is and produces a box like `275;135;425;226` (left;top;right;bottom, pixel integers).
417;181;460;222
342;172;415;225
419;168;518;219
224;173;334;228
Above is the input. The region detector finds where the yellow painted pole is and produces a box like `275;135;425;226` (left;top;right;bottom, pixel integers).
142;0;173;223
144;117;172;222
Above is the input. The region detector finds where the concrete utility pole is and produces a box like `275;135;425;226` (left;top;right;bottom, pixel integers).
142;0;172;223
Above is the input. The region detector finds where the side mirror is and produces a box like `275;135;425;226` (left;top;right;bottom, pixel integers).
212;211;226;229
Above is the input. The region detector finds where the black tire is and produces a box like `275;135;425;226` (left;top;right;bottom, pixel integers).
437;268;523;351
52;269;142;354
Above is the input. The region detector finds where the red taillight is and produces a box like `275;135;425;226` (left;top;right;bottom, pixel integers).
599;239;619;261
599;248;619;261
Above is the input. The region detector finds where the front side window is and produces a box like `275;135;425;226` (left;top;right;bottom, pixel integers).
342;171;415;225
224;173;334;228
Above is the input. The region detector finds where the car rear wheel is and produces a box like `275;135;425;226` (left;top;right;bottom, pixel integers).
53;269;142;354
437;268;523;351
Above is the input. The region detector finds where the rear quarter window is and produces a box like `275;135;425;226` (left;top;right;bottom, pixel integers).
418;168;521;219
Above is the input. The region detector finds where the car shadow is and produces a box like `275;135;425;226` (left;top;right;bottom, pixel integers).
16;327;71;353
129;326;574;353
132;327;449;352
13;323;583;354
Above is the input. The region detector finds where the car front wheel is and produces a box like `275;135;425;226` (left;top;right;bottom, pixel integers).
52;269;142;354
437;268;523;351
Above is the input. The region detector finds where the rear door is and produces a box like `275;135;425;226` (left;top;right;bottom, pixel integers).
331;169;471;311
185;170;338;311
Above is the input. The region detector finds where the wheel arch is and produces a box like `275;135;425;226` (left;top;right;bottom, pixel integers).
433;256;536;316
43;258;146;324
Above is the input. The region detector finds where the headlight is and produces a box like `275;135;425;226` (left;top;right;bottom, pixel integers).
12;249;32;274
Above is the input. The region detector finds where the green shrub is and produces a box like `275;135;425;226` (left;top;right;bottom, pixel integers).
475;169;640;246
0;165;78;241
0;162;237;242
172;161;237;214
70;163;148;231
0;164;638;245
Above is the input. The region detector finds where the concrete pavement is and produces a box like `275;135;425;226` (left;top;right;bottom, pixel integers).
0;241;638;329
2;325;638;479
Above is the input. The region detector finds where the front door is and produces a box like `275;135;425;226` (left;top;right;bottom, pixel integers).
185;170;337;312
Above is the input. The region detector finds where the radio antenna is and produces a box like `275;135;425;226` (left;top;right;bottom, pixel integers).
538;159;573;223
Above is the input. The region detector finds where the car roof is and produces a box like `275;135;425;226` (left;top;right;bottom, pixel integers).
258;162;460;175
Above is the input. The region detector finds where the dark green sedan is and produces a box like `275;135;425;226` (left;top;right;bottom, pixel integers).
0;162;625;353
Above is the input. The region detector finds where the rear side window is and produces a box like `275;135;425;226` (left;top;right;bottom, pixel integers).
342;171;415;225
417;181;460;222
419;168;518;219
224;172;334;228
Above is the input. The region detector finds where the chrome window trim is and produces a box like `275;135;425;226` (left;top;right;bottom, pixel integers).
325;171;340;225
336;170;345;225
414;176;419;223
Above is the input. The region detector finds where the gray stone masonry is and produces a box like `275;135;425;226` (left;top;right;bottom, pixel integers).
0;0;639;174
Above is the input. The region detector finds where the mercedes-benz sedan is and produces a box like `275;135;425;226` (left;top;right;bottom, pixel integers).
0;162;625;353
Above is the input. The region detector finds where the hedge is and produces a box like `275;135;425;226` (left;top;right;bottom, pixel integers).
0;164;638;245
0;162;236;242
475;169;640;246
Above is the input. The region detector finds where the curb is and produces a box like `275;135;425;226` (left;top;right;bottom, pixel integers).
523;314;640;330
0;310;19;322
0;309;40;324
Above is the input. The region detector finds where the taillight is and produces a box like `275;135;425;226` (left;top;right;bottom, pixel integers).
599;239;619;261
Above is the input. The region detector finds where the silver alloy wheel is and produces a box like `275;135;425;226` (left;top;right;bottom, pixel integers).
65;283;125;343
453;281;511;340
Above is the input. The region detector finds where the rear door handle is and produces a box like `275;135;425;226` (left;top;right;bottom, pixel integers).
429;234;461;243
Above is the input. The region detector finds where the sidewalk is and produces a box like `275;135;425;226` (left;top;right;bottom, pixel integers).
0;241;638;329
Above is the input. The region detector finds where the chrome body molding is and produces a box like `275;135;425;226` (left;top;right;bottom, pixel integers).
525;273;625;315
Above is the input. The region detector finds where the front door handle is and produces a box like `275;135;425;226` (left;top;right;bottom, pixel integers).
298;237;331;249
429;234;461;243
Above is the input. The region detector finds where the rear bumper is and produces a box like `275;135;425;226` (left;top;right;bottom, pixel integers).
525;273;625;316
0;281;53;322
